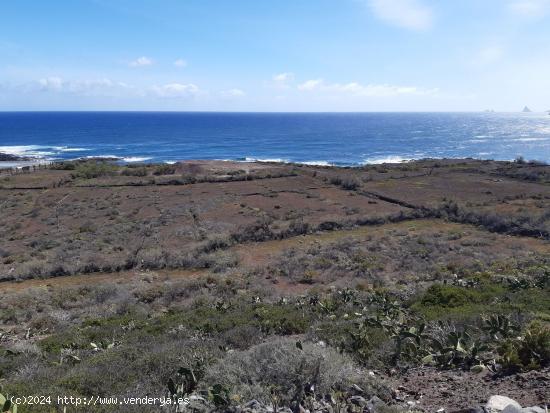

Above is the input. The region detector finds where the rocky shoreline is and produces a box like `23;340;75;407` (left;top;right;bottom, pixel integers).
0;152;53;170
0;152;30;162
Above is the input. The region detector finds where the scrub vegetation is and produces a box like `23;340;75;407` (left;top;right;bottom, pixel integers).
0;158;549;412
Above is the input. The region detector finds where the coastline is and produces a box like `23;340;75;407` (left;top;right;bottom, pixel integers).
1;112;550;167
1;154;547;172
0;160;51;170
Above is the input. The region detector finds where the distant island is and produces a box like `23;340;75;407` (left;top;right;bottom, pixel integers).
522;106;532;112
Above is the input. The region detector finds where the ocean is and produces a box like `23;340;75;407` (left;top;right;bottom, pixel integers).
1;112;549;166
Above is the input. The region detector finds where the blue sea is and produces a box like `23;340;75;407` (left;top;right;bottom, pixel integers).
1;112;549;166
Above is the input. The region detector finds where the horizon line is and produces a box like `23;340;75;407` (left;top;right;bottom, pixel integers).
0;110;544;114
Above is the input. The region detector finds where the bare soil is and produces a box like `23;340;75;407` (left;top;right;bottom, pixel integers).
0;158;549;412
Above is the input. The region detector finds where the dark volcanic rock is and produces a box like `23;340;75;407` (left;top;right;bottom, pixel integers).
0;152;29;161
76;156;122;162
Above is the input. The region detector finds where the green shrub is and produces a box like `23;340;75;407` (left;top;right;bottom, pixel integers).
341;177;360;190
153;164;177;175
329;176;343;186
411;282;507;319
202;338;387;408
51;161;77;170
498;321;550;371
71;162;117;179
419;284;481;308
328;176;360;190
121;166;148;177
254;304;311;335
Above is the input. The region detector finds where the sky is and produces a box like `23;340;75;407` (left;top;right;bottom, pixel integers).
1;0;550;112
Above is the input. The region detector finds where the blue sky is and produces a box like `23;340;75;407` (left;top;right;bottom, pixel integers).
1;0;549;111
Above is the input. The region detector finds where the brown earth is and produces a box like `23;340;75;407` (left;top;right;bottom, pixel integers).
2;158;549;282
0;158;549;412
386;366;550;411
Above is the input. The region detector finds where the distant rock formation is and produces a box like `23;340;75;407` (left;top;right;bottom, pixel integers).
522;106;532;113
0;152;29;162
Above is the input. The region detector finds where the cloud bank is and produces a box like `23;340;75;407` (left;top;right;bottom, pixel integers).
368;0;434;30
129;56;153;67
35;77;132;96
297;79;438;97
151;83;199;98
221;88;245;98
508;0;550;17
173;58;188;68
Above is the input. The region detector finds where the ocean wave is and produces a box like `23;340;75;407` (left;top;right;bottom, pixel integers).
122;156;152;163
242;157;334;166
81;154;153;163
299;160;333;166
55;146;89;152
363;155;412;164
513;137;547;142
0;145;53;157
28;151;55;156
83;154;120;159
0;145;90;158
244;157;289;163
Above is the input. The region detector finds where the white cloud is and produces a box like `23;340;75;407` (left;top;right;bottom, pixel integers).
151;83;199;98
221;88;245;98
174;58;188;68
273;72;294;82
35;77;132;96
297;78;438;97
509;0;550;17
38;76;64;91
129;56;153;67
297;79;324;91
23;77;202;100
17;77;204;102
272;72;294;88
368;0;434;30
473;46;504;66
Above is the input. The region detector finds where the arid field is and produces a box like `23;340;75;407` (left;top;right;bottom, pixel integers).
0;158;549;412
